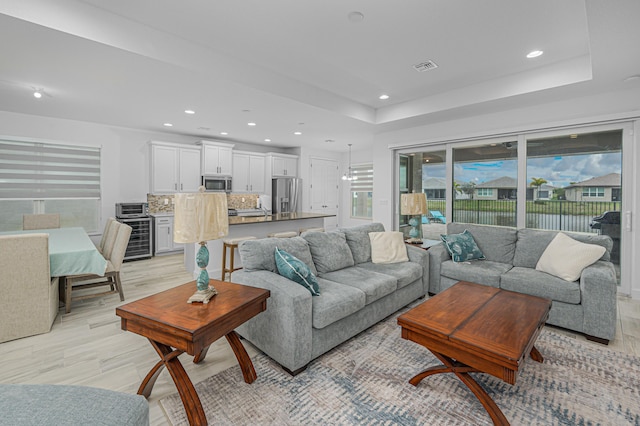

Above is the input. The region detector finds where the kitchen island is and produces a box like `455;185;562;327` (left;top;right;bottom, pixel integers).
184;212;336;279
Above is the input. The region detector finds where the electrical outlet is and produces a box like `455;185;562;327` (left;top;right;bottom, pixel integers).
242;197;245;202
164;198;169;205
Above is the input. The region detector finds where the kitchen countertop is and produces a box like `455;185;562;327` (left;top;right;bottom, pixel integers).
149;212;174;217
229;212;335;225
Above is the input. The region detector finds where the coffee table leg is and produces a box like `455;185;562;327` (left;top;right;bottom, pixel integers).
530;345;543;363
225;330;257;384
410;350;510;426
140;339;207;426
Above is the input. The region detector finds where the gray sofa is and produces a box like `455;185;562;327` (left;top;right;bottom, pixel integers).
232;223;429;374
429;223;617;343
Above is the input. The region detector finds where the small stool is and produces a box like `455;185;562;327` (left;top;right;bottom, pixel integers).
221;236;256;281
267;231;298;238
299;227;324;235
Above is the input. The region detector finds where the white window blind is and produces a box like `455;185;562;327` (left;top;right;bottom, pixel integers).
350;164;373;191
0;140;101;199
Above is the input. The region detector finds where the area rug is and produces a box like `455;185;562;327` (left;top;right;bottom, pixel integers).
160;310;640;425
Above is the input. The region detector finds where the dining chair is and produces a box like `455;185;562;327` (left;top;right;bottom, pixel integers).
98;217;117;254
63;222;132;313
23;213;60;230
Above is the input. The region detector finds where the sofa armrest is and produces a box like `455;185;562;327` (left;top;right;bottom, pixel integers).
580;260;617;341
231;270;314;372
427;244;449;294
406;245;430;295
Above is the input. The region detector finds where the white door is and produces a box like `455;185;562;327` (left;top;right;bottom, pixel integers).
310;158;339;215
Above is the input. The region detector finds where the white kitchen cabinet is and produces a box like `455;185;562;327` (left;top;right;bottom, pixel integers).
233;151;266;193
149;142;200;194
154;216;183;255
270;154;298;177
199;140;234;176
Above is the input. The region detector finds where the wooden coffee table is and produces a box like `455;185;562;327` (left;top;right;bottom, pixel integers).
116;279;269;426
397;281;551;426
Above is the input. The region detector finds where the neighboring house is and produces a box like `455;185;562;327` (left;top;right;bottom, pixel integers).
475;176;517;200
564;173;621;202
422;177;446;200
527;184;555;201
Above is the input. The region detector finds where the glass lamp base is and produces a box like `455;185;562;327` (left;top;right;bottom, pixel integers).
187;286;218;304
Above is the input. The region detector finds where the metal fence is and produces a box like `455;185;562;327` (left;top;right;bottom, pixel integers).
450;200;620;233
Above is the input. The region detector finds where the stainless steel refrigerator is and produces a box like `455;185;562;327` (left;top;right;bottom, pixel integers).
272;178;301;214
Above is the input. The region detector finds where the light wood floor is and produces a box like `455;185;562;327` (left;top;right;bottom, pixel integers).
1;254;639;425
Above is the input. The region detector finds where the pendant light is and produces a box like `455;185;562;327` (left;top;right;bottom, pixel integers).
342;144;358;181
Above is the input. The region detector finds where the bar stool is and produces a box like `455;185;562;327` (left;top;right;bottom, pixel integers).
221;236;256;281
267;231;298;238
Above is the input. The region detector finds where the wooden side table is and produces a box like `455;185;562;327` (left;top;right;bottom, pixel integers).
116;279;270;426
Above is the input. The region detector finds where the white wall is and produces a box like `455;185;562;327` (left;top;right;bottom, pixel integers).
371;86;640;298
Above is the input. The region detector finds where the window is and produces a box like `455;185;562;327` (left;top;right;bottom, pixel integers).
350;163;373;218
0;139;101;232
582;187;605;197
477;188;494;197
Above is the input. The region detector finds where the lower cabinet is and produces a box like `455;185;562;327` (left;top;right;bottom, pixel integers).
153;216;183;255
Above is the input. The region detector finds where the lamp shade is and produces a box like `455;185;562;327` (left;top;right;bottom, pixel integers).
400;193;427;216
174;188;229;243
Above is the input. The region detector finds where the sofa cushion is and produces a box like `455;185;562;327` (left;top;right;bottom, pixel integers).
320;266;397;305
357;262;423;289
338;222;386;264
312;278;366;329
440;259;512;288
303;231;355;274
447;223;517;264
513;228;612;268
536;232;606;282
275;247;320;296
441;230;486;262
369;231;409;264
501;267;581;304
239;237;317;275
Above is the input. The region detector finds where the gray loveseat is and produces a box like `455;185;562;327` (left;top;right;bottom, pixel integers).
232;223;429;374
429;223;617;343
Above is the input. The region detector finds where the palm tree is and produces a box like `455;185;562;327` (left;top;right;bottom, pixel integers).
529;177;548;200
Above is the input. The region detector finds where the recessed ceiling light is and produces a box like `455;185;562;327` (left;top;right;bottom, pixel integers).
220;132;228;135
184;109;195;114
294;131;302;135
33;90;42;99
248;122;256;126
379;94;390;100
347;11;364;23
264;138;271;142
163;123;173;127
526;50;543;59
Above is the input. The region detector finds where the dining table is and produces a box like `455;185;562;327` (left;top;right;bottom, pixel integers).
0;227;107;277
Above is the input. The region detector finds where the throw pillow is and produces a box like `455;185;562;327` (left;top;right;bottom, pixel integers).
275;247;320;296
536;232;606;282
440;230;486;262
369;232;409;264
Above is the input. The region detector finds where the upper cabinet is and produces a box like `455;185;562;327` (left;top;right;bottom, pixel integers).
233;151;266;193
198;140;234;176
149;141;201;194
269;153;298;177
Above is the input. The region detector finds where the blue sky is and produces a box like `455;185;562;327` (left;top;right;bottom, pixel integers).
424;152;622;188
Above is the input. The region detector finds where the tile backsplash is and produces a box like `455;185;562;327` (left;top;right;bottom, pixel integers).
147;193;260;214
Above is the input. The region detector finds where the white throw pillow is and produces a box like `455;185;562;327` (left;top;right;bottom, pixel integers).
536;232;606;282
369;232;409;264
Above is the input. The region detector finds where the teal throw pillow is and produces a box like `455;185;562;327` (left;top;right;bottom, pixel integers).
275;247;320;296
440;230;486;263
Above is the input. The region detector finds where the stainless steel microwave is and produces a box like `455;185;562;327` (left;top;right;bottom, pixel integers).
202;176;232;192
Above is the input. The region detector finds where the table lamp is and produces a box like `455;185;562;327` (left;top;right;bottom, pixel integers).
174;187;229;303
401;193;428;244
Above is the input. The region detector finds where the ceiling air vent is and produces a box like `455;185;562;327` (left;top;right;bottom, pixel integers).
413;60;438;72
